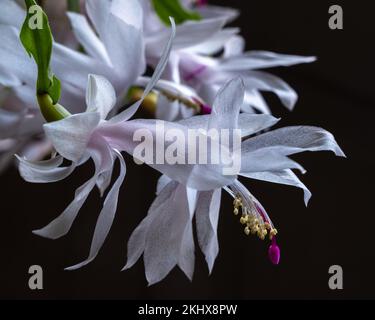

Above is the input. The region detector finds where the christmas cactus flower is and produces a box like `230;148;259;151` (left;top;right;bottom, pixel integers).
123;78;345;285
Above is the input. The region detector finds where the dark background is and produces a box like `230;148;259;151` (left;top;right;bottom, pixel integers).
1;0;374;299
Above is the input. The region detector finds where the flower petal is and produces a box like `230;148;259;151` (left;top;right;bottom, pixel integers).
123;181;179;272
210;77;245;130
108;18;176;123
66;12;111;65
16;155;76;183
195;188;221;273
178;113;279;137
86;74;116;119
66;150;126;270
44;112;101;162
242;71;298;110
241;148;306;173
32;136;113;239
241;169;312;206
241;126;346;158
219;51;316;71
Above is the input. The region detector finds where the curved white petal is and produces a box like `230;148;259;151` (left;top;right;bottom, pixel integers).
32;136;113;239
16;155;76;183
66;150;126;270
242;71;298;110
241;126;346;158
241;148;306;174
210;77;245;130
86;74;116;119
219;51;316;71
241;169;312;206
195;188;221;273
123;181;179;271
66;12;111;65
44;112;101;162
109;18;176;124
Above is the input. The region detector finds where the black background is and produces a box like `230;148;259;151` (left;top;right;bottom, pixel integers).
1;0;374;299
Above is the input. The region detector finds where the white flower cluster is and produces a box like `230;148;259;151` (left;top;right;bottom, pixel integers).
0;0;345;285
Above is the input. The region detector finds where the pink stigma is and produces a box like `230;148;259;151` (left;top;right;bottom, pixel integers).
268;237;280;265
201;104;212;114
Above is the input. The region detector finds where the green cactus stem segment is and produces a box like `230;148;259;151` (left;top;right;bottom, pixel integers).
37;94;71;122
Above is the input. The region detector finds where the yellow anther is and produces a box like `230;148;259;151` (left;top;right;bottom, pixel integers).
233;198;242;208
240;215;249;225
233;208;239;216
264;222;271;230
244;227;251;236
251;225;259;235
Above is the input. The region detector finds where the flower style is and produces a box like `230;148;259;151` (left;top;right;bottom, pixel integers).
123;78;345;285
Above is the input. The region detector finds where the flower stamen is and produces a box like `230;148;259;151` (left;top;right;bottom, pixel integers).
226;181;280;265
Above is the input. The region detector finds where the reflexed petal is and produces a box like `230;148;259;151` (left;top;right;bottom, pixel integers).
241;169;312;206
241;148;306;173
44;112;101;162
86;74;116;119
219;51;316;71
195;188;221;273
66;150;126;270
241;126;346;158
32;136;113;240
242;71;298;110
16;155;76;183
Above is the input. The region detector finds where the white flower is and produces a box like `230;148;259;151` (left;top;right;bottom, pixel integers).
0;0;146;170
16;23;176;270
123;78;345;285
142;0;315;119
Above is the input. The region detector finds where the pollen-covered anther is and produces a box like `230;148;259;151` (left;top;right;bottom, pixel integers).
244;226;251;236
233;197;242;208
240;214;249;225
233;197;242;216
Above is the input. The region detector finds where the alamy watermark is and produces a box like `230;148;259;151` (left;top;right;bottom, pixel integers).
132;121;242;176
329;5;344;30
328;265;343;290
28;5;44;30
28;265;43;290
